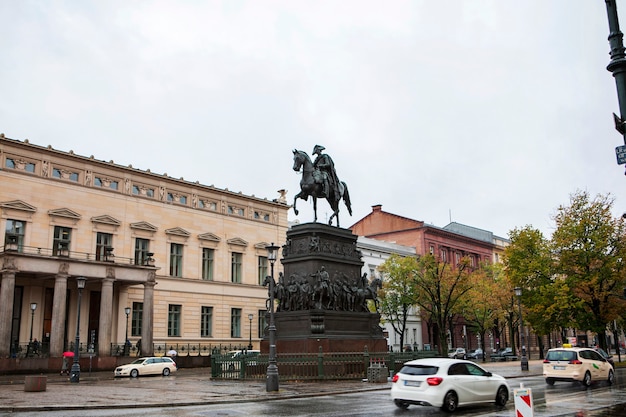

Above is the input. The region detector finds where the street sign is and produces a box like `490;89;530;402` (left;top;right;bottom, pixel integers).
616;145;626;165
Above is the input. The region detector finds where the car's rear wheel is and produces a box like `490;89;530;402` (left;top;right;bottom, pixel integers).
581;371;592;387
608;369;615;385
441;391;458;412
162;368;170;376
394;399;409;409
495;386;508;406
545;378;555;385
130;369;139;378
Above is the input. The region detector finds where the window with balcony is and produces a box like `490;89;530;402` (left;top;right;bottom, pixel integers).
52;226;71;256
5;219;25;252
96;232;113;261
134;238;150;265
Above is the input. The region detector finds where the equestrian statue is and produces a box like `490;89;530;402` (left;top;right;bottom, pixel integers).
292;145;352;227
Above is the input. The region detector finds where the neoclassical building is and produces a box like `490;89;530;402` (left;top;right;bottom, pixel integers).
0;134;289;362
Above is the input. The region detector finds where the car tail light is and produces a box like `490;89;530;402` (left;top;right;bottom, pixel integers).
426;377;443;386
543;359;550;363
569;359;582;365
392;374;399;383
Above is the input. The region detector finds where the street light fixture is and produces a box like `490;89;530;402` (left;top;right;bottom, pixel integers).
514;287;529;371
28;303;37;356
248;313;254;351
265;242;280;392
70;277;86;383
124;307;131;356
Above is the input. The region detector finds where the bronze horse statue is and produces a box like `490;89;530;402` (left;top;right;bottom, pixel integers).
292;149;352;227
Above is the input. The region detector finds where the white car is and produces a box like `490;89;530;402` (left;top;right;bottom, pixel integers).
543;346;614;387
391;358;509;412
114;356;177;378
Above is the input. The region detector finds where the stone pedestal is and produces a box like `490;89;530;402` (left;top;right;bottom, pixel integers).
263;223;386;353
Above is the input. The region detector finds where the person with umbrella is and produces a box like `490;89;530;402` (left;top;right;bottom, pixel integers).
61;351;74;375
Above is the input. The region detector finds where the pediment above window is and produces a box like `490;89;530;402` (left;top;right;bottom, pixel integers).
165;227;190;237
198;232;221;242
91;215;121;226
227;237;248;247
254;242;271;249
130;221;158;232
48;208;81;220
0;200;37;213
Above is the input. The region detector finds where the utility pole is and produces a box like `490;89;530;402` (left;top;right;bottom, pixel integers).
605;1;626;168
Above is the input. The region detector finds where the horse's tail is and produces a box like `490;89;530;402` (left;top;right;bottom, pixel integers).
342;181;352;215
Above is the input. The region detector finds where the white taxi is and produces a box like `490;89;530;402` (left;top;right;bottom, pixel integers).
543;345;614;387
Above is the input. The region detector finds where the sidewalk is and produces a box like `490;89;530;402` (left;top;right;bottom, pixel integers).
0;359;543;413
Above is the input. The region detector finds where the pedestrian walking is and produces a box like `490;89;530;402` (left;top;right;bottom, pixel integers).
61;351;73;375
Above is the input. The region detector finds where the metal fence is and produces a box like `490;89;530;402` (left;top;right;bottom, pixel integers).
211;349;438;381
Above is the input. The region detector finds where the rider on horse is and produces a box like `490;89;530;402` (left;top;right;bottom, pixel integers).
312;145;340;199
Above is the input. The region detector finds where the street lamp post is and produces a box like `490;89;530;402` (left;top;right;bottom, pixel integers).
266;242;280;392
248;313;254;351
28;303;37;356
70;277;86;383
124;307;131;356
514;287;529;371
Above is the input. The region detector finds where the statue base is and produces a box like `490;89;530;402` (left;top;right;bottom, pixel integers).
261;309;387;353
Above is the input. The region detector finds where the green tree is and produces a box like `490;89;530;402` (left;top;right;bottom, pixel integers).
463;262;507;361
378;254;419;350
412;254;474;356
551;191;626;349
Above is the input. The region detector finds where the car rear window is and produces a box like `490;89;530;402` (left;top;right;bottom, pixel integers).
546;350;577;361
400;365;438;376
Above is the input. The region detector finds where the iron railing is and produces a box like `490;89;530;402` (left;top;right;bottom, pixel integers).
211;348;438;381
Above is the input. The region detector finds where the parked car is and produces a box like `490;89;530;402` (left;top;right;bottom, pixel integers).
594;347;615;369
447;347;466;359
543;346;614;387
490;347;516;361
467;348;484;360
391;358;509;412
114;356;177;378
226;350;261;370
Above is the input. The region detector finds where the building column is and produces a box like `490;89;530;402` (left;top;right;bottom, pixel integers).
49;274;68;357
98;277;114;357
142;275;156;356
0;270;16;358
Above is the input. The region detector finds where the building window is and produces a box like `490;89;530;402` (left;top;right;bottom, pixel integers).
202;248;214;281
169;243;183;277
201;306;213;337
5;219;26;252
132;185;155;197
53;168;78;182
5;158;15;169
258;256;268;285
231;252;242;283
429;245;435;255
52;226;71;255
96;232;113;261
134;238;150;265
231;308;241;338
440;248;447;263
228;206;244;216
258;309;266;339
131;302;143;337
168;304;181;337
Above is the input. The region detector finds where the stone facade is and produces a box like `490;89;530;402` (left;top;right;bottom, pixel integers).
0;135;289;360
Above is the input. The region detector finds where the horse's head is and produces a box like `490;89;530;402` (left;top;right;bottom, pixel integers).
292;149;310;172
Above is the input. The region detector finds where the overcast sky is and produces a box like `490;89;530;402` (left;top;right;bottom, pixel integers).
2;1;625;239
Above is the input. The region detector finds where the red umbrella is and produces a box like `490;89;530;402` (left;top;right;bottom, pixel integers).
63;351;74;358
